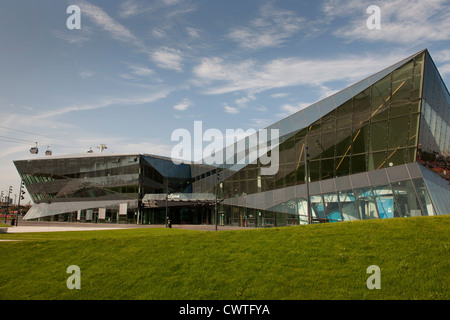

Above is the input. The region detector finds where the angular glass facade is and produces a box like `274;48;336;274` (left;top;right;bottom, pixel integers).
14;154;141;223
14;49;450;226
217;50;449;226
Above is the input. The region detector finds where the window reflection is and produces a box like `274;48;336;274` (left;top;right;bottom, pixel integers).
354;187;378;220
372;185;394;219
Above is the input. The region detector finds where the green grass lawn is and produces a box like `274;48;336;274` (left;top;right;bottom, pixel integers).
0;216;448;300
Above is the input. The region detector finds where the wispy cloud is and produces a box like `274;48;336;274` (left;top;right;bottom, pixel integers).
277;102;312;118
227;3;303;50
51;30;90;46
151;47;184;71
78;1;145;50
193;52;408;95
323;0;450;44
34;90;172;119
119;0;141;18
271;93;289;98
128;64;155;76
235;93;256;108
79;69;94;79
223;104;239;114
173;98;192;111
186;27;201;38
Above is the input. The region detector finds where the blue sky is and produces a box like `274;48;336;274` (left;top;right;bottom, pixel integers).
1;0;449;203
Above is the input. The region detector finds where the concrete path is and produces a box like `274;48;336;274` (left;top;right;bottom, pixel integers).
1;221;246;234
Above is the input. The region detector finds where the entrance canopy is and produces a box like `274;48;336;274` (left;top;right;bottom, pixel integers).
142;193;216;208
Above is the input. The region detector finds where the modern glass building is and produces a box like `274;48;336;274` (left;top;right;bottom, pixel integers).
14;49;450;226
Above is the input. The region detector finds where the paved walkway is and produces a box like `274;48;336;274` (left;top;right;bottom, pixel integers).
1;221;247;234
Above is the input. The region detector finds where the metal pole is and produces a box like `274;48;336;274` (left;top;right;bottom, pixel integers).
165;178;168;228
5;186;12;223
215;170;220;231
305;145;312;225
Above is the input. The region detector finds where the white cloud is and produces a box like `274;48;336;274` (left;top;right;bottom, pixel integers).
173;98;192;111
193;52;408;95
324;0;450;44
128;64;155;76
228;3;303;50
439;64;450;76
271;93;289;98
277;102;312;118
186;27;201;38
433;49;450;63
119;0;140;18
248;118;272;129
223;104;239;114
79;69;94;79
151;47;184;71
235;93;256;108
78;1;145;50
163;0;183;5
34;90;172;119
51;30;90;46
255;105;267;112
151;28;167;38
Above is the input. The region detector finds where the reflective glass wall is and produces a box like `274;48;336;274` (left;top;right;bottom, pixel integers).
14;154;141;204
221;53;426;199
417;51;450;182
221;164;438;227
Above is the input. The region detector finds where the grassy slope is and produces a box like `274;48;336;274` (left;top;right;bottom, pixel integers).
0;216;448;300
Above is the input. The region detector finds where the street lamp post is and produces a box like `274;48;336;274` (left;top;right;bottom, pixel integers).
165;178;170;228
215;170;221;231
16;180;25;227
5;186;12;223
305;145;312;225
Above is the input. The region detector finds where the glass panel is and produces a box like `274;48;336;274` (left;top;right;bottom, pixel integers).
338;189;359;221
353;88;371;127
412;53;424;100
321;109;336;133
296;196;310;224
352;124;369;155
409;113;420;146
336;128;352;157
371;74;391;121
411;101;421;113
309;160;320;182
391;59;413;104
296;163;306;185
336;156;350;177
372;185;394;219
407;147;417;163
369;121;388;152
391;180;422;217
337;116;352;128
337;100;353;118
351;154;367;175
435;114;442;147
386;148;407;168
307;133;321;161
353;187;378;220
310;195;325;220
368;151;387;171
323;193;342;222
412;178;435;216
390;102;410;117
321;131;336;159
321;158;334;180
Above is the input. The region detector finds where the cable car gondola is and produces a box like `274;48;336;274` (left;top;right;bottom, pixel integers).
87;148;93;153
30;142;39;155
45;146;52;156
